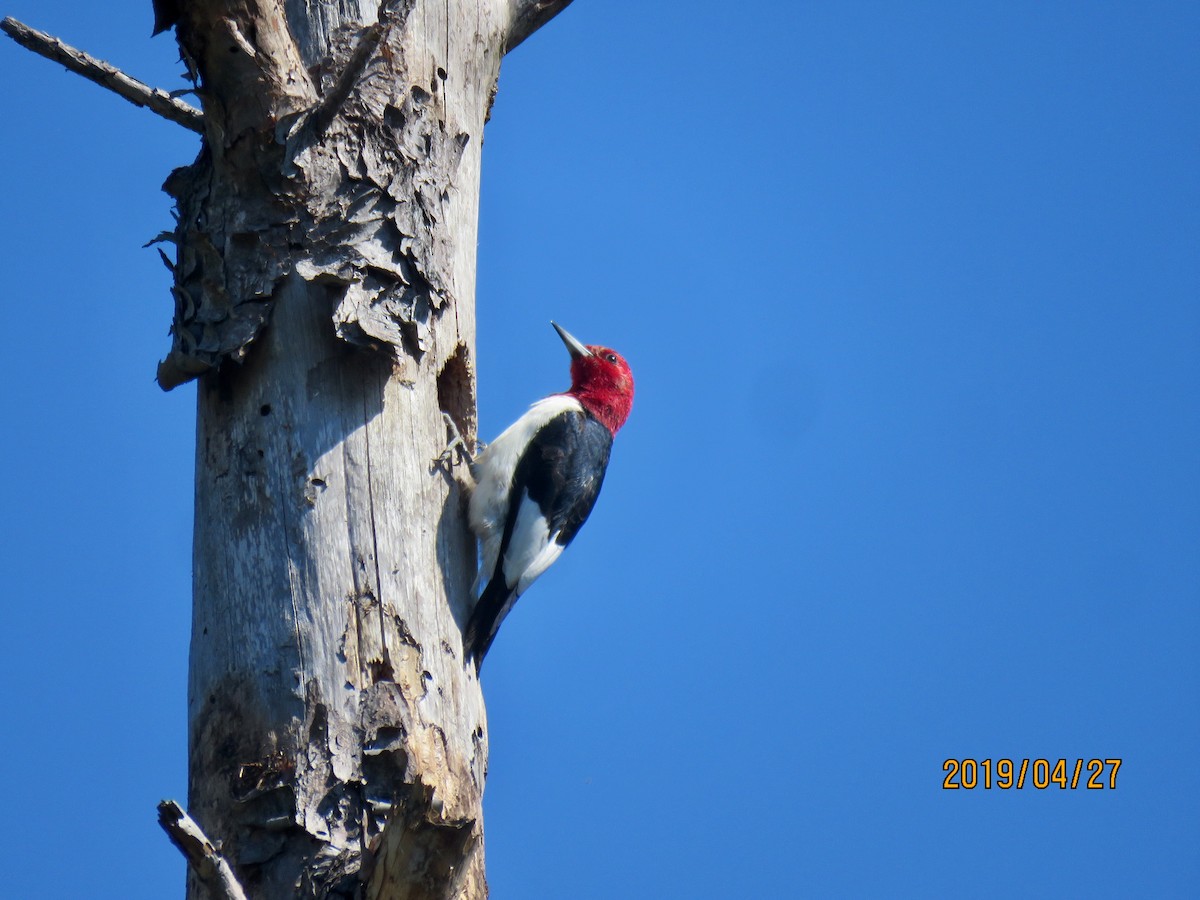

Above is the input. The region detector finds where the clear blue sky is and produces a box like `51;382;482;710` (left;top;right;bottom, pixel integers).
1;2;1196;897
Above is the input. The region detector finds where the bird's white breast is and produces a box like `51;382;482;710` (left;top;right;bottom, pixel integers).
468;394;582;589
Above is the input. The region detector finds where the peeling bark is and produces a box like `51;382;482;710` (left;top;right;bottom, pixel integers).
155;0;507;391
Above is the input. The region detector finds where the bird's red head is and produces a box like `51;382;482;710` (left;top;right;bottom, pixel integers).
552;322;635;435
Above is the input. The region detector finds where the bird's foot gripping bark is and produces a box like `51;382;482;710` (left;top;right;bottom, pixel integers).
433;411;479;486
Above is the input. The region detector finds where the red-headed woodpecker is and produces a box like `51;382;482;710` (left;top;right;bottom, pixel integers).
464;322;634;670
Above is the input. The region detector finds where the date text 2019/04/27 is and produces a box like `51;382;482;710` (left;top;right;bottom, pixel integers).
942;758;1122;790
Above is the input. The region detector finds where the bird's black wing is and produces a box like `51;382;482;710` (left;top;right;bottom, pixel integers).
518;408;613;549
463;409;613;670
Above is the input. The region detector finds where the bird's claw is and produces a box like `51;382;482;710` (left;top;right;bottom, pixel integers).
432;411;476;478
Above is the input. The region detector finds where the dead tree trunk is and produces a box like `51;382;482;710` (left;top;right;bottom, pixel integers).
163;1;575;897
6;1;573;897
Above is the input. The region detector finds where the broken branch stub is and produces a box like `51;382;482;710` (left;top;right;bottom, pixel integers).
0;16;204;133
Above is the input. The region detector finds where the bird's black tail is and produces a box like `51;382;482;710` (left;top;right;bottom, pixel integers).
463;572;518;672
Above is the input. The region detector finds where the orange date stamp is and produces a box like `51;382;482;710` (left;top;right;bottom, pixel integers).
942;758;1122;790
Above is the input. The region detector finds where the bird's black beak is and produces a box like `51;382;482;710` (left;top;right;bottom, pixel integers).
551;321;593;359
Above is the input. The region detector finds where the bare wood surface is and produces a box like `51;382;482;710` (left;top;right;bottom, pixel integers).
0;16;203;133
167;0;317;145
158;800;250;900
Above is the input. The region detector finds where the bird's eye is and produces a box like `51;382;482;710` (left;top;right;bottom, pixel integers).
605;353;618;363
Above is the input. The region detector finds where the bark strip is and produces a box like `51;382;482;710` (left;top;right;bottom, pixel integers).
308;21;385;137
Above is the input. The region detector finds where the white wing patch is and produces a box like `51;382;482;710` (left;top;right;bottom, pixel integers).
516;533;566;595
501;491;567;595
